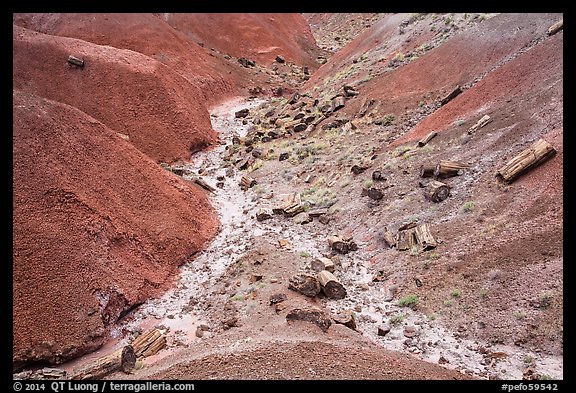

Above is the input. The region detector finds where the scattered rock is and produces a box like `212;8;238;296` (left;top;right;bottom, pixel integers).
318;215;330;225
332;310;357;330
235;108;250;118
238;57;255;67
195;326;204;338
404;326;418;338
438;355;450;364
269;293;287;305
286;307;332;332
372;170;386;181
311;257;335;272
288;273;321;297
275;55;285;63
377;324;391;336
279;152;290;161
256;208;273;222
293;212;312;225
240;175;257;190
364;187;383;200
351;164;369;174
331;96;346;112
328;234;358;254
293;123;307;132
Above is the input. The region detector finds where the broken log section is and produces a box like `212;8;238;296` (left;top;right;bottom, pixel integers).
417;131;437;147
273;193;304;216
440;85;462;106
67;55;84;68
414;223;437;250
468;115;492;134
72;345;136;380
420;165;436;178
240;175;256;190
331;96;346;112
548;20;563;36
434;160;470;178
332;310;356;330
496;138;556;183
423;179;450;202
193;178;217;193
311;257;335;272
131;328;167;358
382;227;396;248
286;307;332;332
288;273;321;297
328;234;358;254
317;270;347;299
396;228;417;251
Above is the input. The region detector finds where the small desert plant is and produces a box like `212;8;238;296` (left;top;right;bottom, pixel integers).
428;313;437;321
382;114;396;126
231;294;245;301
389;314;404;325
461;201;476;213
455;118;466;127
539;291;553;309
523;355;535;365
444;300;453;307
514;311;526;320
299;251;311;258
397;294;419;309
427;252;440;260
363;179;373;189
450;288;462;298
479;288;489;298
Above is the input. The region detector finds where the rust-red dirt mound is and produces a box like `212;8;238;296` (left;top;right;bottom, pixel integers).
13;24;218;163
165;13;321;68
13;89;218;367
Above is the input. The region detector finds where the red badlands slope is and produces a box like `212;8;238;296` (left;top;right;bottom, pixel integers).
165;13;320;67
13;24;218;164
13;89;218;366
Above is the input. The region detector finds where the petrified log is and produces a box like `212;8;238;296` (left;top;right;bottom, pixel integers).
434;160;470;178
468;115;492;134
496;138;556;183
288;273;321;297
358;98;375;117
548;20;563;36
417;131;437;147
235;108;249;118
240;175;256;190
440;85;462;106
286;307;332;332
293;123;307;132
256;208;273;222
423;180;450;202
273;193;303;216
67;55;84;68
311;257;335;272
328;235;357;254
420;165;436;178
398;221;418;231
396;228;417;251
318;270;347;299
331;96;346;112
72;345;136;380
382;227;396;248
288;92;301;104
131;329;165;358
332;310;356;330
414;223;437;251
193;178;217;193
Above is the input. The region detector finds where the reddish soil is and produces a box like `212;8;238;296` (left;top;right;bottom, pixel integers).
165;13;322;68
12;12;563;380
12;89;218;367
13;24;218;163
